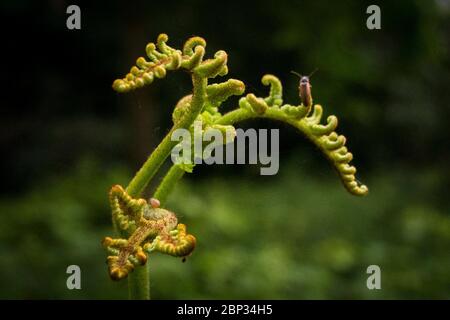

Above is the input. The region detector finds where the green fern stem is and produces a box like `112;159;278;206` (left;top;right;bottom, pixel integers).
126;75;206;198
125;75;206;300
153;164;186;206
128;264;150;300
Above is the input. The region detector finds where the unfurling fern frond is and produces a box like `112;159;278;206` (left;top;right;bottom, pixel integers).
217;74;368;196
103;185;196;280
112;34;229;93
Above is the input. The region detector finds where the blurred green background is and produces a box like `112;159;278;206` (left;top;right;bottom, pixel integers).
1;0;449;299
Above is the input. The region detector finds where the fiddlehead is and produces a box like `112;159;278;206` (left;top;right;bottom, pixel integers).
217;75;368;196
112;34;228;93
103;185;196;280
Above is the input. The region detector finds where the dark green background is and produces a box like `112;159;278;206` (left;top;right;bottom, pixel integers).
1;0;449;299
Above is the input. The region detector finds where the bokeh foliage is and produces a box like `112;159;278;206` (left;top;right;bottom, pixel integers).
1;0;449;298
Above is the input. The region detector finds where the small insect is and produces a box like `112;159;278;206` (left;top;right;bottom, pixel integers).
290;69;318;107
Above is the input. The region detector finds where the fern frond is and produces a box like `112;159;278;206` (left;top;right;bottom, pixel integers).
217;75;368;196
103;185;197;280
112;34;230;93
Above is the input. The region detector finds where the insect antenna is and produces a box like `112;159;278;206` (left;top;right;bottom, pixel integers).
290;70;302;78
308;68;319;78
